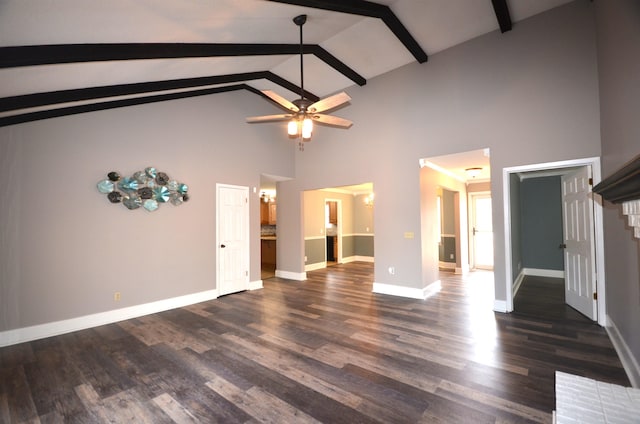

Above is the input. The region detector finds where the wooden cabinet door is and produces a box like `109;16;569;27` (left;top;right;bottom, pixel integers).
269;203;277;225
328;201;337;224
260;202;269;225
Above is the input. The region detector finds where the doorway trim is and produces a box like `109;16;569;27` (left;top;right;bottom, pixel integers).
502;156;606;326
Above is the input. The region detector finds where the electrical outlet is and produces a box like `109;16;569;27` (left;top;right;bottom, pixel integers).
450;254;454;259
114;292;121;301
304;256;308;262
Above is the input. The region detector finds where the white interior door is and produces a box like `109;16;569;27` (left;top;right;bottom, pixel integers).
470;193;493;270
217;184;249;296
561;167;597;320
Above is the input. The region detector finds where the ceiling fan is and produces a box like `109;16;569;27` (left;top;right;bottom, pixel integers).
246;14;353;149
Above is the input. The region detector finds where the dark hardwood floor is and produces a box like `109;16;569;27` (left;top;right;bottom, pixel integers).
0;263;630;423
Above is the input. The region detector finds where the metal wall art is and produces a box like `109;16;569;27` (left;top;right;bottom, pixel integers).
97;167;189;212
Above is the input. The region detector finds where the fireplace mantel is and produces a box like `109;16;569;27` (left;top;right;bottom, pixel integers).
593;154;640;203
593;154;640;239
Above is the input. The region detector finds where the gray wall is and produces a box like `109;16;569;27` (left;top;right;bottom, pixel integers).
520;176;564;271
278;0;601;295
595;0;640;374
0;92;294;331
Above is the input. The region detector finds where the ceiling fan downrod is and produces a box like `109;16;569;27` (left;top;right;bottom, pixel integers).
293;14;306;102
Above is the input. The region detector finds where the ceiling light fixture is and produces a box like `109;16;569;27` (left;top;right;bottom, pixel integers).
465;167;482;179
364;193;375;207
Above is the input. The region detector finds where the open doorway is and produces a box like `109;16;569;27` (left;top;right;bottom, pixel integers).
421;148;491;278
302;183;374;272
260;174;287;280
503;157;606;325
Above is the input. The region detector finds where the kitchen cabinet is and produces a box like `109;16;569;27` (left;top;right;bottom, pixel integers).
261;239;276;265
328;201;337;225
260;201;277;225
269;203;277;225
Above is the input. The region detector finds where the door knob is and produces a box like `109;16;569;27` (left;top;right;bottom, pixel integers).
559;243;567;249
220;244;226;248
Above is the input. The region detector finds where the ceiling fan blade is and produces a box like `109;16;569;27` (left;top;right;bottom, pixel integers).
308;92;351;113
262;90;299;112
246;114;293;123
312;114;353;128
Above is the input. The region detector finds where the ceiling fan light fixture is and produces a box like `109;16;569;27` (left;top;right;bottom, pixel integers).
302;117;313;140
288;119;298;136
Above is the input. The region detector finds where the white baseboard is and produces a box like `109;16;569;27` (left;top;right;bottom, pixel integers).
248;280;263;291
439;261;455;270
513;268;563;299
512;269;526;297
606;315;640;388
372;280;440;300
455;264;469;275
522;268;565;279
342;255;374;263
493;299;508;313
305;262;327;272
275;269;306;281
0;289;218;348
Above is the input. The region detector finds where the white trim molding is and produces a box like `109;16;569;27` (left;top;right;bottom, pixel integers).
513;268;564;297
275;269;306;281
248;280;263;291
493;300;508;313
439;261;456;270
305;262;327;272
373;280;441;300
522;268;565;279
342;255;375;264
0;289;218;348
606;315;640;388
512;270;526;298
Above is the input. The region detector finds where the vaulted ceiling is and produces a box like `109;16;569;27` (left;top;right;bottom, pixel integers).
0;0;574;128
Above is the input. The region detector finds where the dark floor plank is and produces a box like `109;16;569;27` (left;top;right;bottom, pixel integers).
0;263;630;423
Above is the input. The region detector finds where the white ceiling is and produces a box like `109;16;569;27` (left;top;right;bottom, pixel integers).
2;0;577;181
423;148;492;183
1;0;575;124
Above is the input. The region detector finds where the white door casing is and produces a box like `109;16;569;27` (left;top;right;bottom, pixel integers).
217;184;249;296
561;166;597;320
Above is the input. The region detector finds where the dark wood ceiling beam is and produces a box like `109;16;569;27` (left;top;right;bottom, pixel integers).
0;43;299;67
0;71;319;114
0;84;250;128
268;0;428;63
491;0;512;33
0;43;365;86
